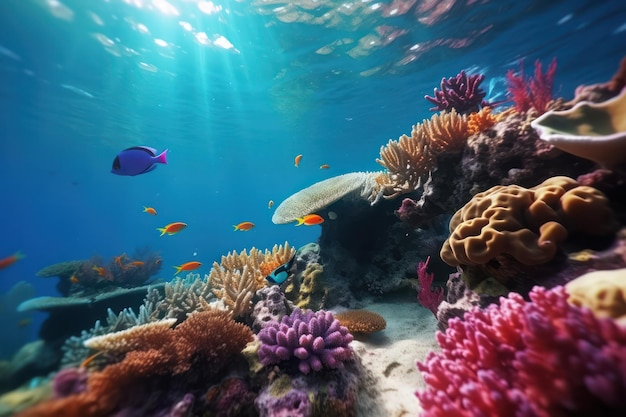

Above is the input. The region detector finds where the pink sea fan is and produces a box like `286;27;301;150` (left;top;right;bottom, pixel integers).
506;58;557;113
416;286;626;417
416;256;444;316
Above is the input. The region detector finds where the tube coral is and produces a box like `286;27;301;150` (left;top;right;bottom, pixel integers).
258;308;353;374
416;286;626;417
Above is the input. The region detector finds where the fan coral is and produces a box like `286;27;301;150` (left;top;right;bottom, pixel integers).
416;257;444;316
506;58;557;113
258;308;353;374
416;285;626;417
440;176;618;267
425;70;487;114
334;309;386;334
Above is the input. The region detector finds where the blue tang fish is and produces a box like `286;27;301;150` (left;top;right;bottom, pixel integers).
111;146;168;176
265;254;296;285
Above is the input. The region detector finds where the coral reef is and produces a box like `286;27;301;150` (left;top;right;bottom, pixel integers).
272;172;377;224
531;89;626;170
440;176;618;268
566;268;626;324
505;58;557;113
209;242;295;318
333;310;386;334
416;257;444;316
425;70;487;114
17;310;254;417
467;106;497;134
251;285;294;333
416;286;626;417
258;308;353;374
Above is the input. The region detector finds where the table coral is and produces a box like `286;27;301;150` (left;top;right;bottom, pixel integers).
416;285;626;417
440;176;618;267
258;308;353;374
334;309;386;334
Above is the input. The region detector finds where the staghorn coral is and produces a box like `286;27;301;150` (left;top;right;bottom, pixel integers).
425;70;487;114
440;176;618;267
416;285;626;417
209;242;295;318
258;308;353;374
160;272;215;320
374;109;468;200
333;309;386;334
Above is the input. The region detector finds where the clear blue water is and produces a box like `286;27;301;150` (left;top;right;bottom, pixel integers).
0;0;625;356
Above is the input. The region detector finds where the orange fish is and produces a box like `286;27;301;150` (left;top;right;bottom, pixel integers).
128;261;144;267
0;251;24;270
320;164;330;169
114;253;127;267
157;222;188;236
268;200;274;209
70;275;80;283
143;206;157;216
294;154;303;167
173;261;202;275
233;221;255;231
295;214;324;226
80;351;105;369
92;266;107;276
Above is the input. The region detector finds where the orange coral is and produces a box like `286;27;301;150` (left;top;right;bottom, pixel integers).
334;309;386;333
260;260;281;277
17;310;254;417
467;107;496;135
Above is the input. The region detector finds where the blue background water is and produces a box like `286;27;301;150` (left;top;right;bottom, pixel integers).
0;0;625;356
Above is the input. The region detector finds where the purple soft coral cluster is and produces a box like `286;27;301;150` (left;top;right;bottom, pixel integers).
425;70;487;114
258;308;353;374
416;285;626;417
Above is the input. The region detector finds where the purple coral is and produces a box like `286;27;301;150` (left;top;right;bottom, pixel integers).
425;70;487;114
416;285;626;417
258;308;353;374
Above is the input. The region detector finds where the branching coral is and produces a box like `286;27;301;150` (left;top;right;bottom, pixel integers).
440;176;618;267
258;308;353;374
506;58;557;114
416;285;626;417
416;257;444;316
160;273;215;320
18;310;254;417
425;70;487;114
467;107;497;134
374;109;468;200
209;242;295;318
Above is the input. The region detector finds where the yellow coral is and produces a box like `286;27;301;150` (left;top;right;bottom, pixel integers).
440;176;618;267
566;268;626;324
422;109;469;154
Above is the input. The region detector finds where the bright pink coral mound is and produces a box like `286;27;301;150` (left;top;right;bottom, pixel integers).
416;286;626;417
506;58;557;113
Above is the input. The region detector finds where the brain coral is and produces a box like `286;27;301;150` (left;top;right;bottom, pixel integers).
440;176;618;266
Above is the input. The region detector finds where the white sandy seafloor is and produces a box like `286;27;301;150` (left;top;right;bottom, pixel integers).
346;302;439;417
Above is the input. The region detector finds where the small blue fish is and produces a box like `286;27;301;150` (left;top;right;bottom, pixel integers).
111;146;168;176
265;254;296;285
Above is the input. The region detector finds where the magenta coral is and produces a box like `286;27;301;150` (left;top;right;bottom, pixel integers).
425;70;487;114
416;256;444;316
258;308;353;374
506;58;557;113
416;286;626;417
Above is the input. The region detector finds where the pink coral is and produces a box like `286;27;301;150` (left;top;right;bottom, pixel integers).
416;257;444;316
416;286;626;417
506;58;557;113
